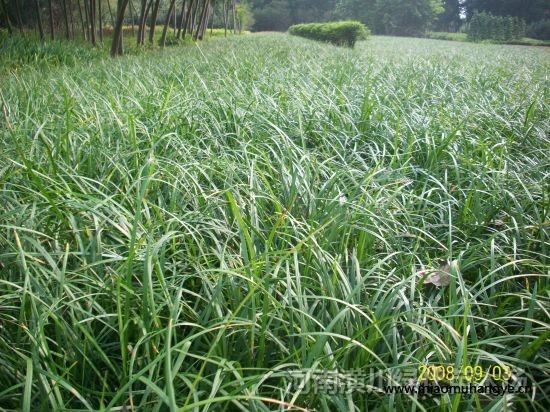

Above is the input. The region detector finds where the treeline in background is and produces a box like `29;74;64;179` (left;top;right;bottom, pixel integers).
1;0;549;56
467;12;526;42
0;0;251;56
251;0;549;40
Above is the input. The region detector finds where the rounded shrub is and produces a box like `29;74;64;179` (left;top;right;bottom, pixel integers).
289;21;370;48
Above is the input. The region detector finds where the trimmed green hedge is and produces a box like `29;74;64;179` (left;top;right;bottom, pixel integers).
289;21;370;48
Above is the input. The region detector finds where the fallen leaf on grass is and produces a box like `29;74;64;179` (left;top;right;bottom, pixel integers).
417;261;451;287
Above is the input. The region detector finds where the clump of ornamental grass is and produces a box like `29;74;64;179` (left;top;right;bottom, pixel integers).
0;34;548;411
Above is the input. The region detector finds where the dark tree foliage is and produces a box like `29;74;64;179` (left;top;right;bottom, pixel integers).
252;0;290;31
288;0;337;24
1;0;547;46
251;0;338;32
467;10;526;41
1;0;13;34
0;1;233;56
336;0;444;36
34;0;45;39
464;0;549;23
526;19;550;40
435;0;464;31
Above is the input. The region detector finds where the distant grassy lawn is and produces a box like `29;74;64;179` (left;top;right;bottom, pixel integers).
1;34;549;411
426;31;550;46
426;31;469;42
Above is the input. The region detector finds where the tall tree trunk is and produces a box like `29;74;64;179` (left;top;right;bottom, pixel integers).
144;0;153;41
209;2;214;36
199;0;211;40
223;0;227;37
176;0;187;39
190;0;199;35
83;0;91;40
62;0;70;39
111;0;130;56
69;0;76;38
34;0;45;40
194;0;208;40
98;0;103;42
236;4;241;34
14;0;24;33
231;0;236;35
137;0;146;45
137;0;152;45
199;0;210;39
89;0;97;45
182;0;196;39
190;0;200;39
159;0;176;47
78;0;87;40
107;0;115;26
48;0;55;39
148;0;161;43
129;0;135;36
1;0;13;35
172;1;176;34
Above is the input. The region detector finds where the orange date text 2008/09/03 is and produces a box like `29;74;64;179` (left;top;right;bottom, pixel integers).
418;365;513;382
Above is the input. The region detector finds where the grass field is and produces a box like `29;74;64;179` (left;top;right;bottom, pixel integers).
426;31;550;46
0;26;242;74
1;33;549;411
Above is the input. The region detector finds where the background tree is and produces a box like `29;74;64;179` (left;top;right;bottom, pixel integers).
222;0;228;35
89;0;97;45
111;0;130;56
47;0;54;39
14;0;24;32
148;0;162;42
235;2;254;33
181;0;196;39
136;0;151;45
0;0;13;35
160;0;177;46
34;0;45;39
463;0;549;23
176;0;189;39
251;0;337;31
61;0;70;39
252;0;291;31
288;0;336;24
335;0;371;25
98;0;103;42
194;0;210;40
0;0;253;54
337;0;444;36
435;0;464;31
